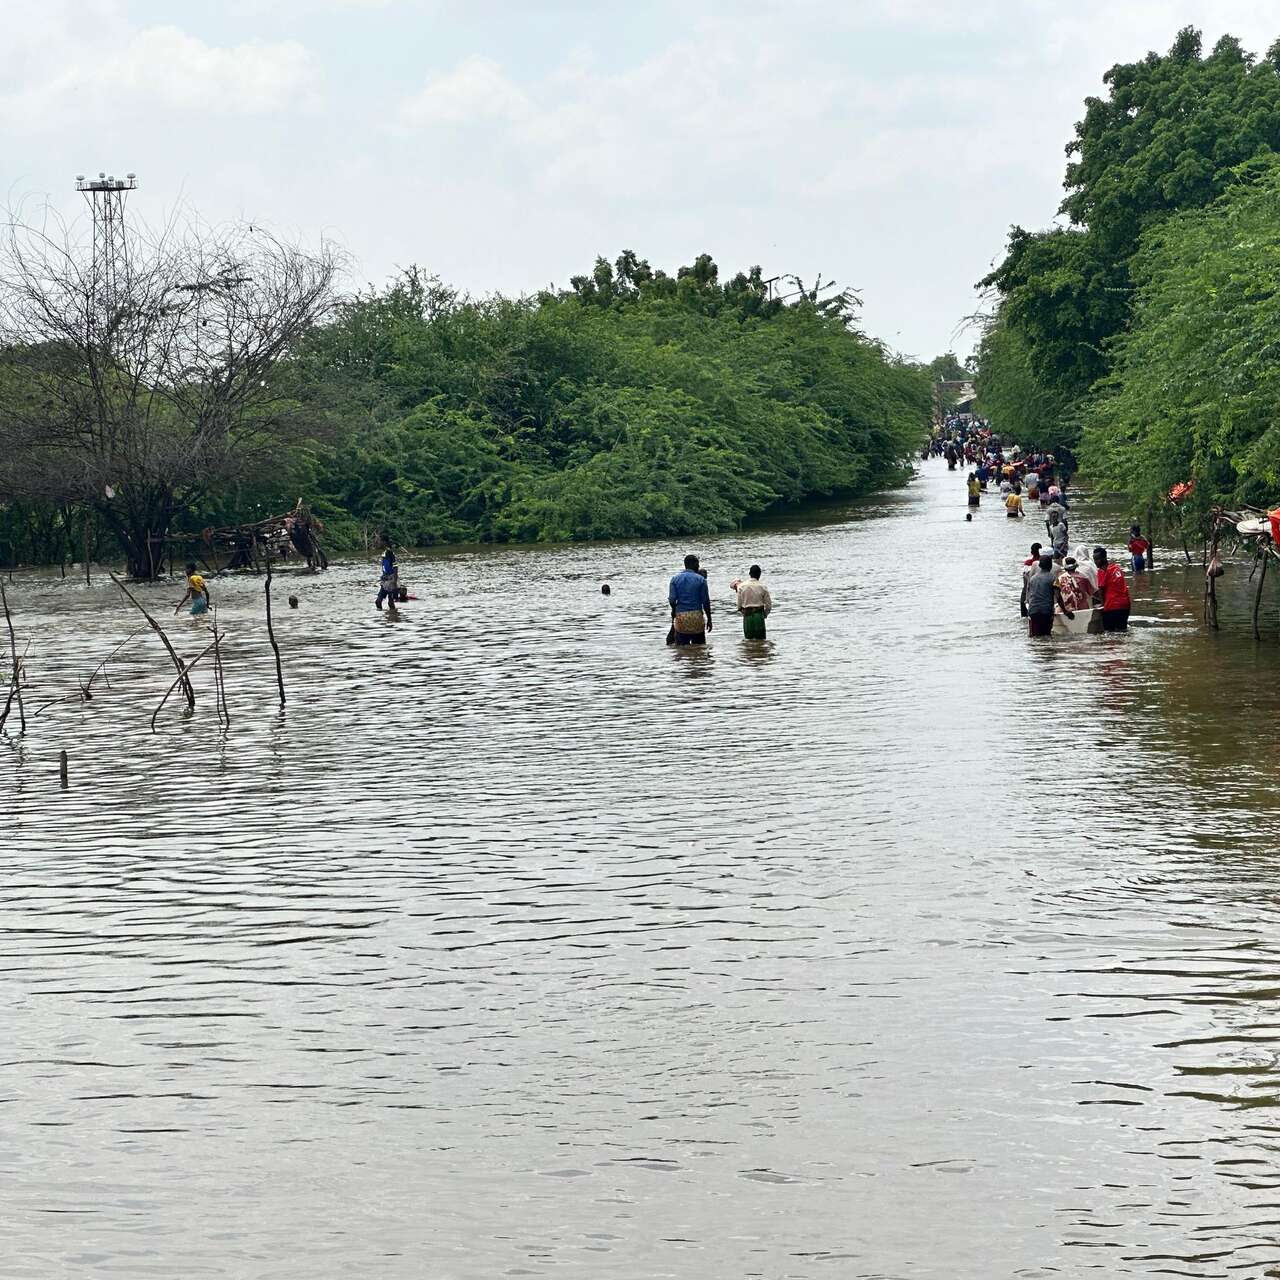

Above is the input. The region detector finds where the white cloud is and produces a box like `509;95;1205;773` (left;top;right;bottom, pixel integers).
398;56;529;127
6;0;1280;358
0;6;319;128
108;26;318;113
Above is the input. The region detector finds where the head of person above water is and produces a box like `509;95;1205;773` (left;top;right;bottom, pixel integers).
1093;546;1108;568
1030;542;1042;558
1038;555;1054;573
1047;510;1061;525
684;554;699;572
749;564;762;580
185;562;197;576
1130;523;1141;537
1064;557;1078;572
601;583;611;595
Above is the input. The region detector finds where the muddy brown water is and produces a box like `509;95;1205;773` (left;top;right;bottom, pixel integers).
6;461;1280;1278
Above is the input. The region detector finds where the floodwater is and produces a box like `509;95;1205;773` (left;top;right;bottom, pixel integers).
5;461;1280;1279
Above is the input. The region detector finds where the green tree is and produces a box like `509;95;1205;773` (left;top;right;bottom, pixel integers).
977;28;1280;454
1081;158;1280;510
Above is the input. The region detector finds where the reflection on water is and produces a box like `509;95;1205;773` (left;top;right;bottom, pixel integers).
6;462;1280;1277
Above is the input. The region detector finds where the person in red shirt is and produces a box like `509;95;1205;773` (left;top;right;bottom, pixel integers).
1127;524;1151;573
1092;547;1131;631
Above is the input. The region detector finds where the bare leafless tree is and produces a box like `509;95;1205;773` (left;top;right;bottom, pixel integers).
0;200;340;578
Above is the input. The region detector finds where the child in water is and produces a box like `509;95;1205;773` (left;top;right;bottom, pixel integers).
174;563;210;616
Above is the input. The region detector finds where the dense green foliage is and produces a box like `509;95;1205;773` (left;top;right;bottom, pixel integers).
295;254;929;547
971;314;1077;451
1081;159;1280;511
0;253;928;566
976;26;1280;485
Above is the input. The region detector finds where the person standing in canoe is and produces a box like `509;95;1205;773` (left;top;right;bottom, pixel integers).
732;565;772;639
668;554;712;645
174;563;210;617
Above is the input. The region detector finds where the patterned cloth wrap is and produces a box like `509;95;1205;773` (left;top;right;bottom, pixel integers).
673;610;706;636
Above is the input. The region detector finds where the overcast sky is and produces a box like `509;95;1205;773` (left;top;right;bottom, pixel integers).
4;0;1278;360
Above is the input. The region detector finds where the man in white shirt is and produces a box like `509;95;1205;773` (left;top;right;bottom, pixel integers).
732;564;772;639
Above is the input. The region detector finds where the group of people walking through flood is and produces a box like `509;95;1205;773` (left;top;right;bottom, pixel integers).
167;413;1143;650
933;414;1147;639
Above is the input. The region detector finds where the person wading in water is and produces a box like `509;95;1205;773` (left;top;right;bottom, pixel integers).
668;554;712;645
1021;555;1074;638
732;564;772;639
375;544;399;611
1092;547;1131;631
174;563;211;617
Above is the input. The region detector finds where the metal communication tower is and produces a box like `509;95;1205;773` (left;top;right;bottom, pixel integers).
75;170;136;319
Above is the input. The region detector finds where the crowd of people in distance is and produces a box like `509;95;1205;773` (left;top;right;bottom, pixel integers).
931;414;1147;638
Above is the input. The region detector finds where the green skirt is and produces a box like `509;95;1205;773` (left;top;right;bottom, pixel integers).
742;608;767;640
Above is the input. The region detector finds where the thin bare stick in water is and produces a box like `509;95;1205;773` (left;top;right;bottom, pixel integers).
212;606;230;728
109;573;195;710
0;581;25;733
1254;547;1270;640
83;630;142;699
264;558;286;708
150;642;217;731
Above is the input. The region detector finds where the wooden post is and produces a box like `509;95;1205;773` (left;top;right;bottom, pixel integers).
1253;547;1269;640
212;606;230;728
1205;523;1220;630
0;581;25;733
59;750;68;786
264;557;286;708
1146;505;1156;568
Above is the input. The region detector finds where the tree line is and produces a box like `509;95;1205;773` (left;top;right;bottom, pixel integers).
0;217;931;575
975;26;1280;517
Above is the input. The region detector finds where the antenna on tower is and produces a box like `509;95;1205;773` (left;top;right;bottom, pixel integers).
76;170;137;333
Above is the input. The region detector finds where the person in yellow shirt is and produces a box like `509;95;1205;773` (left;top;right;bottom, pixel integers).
967;474;981;508
1004;490;1024;519
174;562;211;616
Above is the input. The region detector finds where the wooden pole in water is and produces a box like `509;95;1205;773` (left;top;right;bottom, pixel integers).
211;605;230;728
59;750;68;786
109;573;195;710
1205;523;1220;630
0;581;25;733
264;557;286;708
1253;546;1269;640
150;642;216;731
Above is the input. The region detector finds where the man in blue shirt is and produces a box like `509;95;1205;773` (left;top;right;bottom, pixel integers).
668;554;712;645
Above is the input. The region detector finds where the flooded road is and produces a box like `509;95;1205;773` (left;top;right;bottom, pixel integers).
6;460;1280;1278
